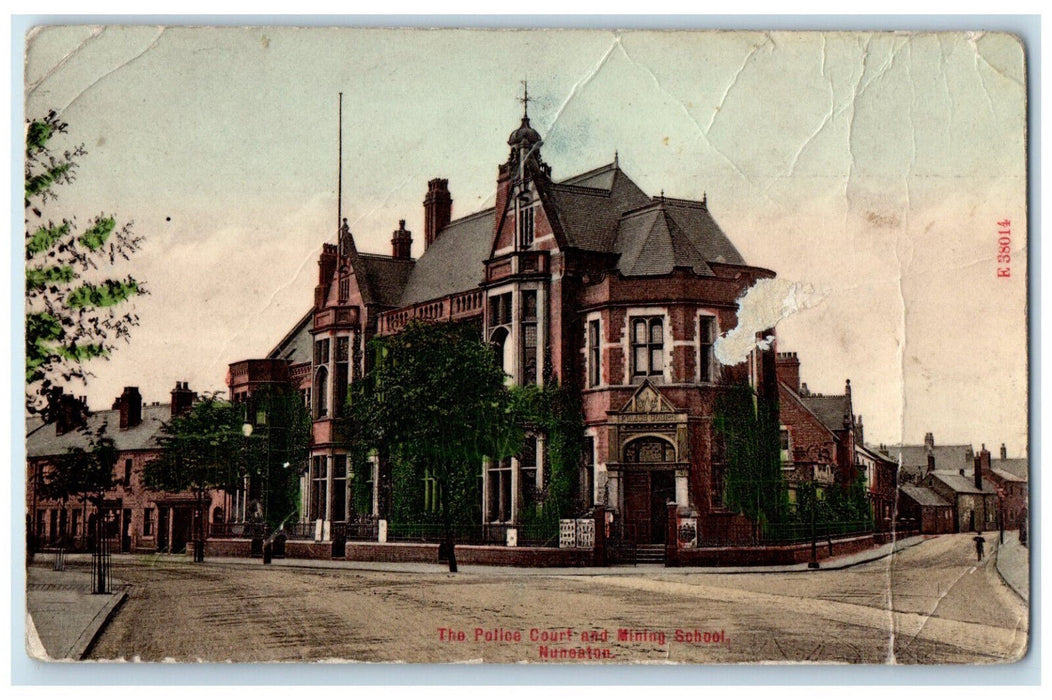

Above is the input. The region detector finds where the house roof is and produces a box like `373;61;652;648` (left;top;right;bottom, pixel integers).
888;444;975;471
799;394;852;433
357;254;416;308
929;471;998;495
26;404;171;458
399;208;493;306
612;204;714;277
990;467;1027;483
398;161;751;307
899;484;952;508
268;309;313;365
996;457;1028;479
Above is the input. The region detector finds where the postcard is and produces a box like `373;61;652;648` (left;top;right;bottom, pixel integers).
23;26;1028;665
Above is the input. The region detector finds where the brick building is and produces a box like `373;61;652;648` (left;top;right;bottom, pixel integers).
229;104;782;548
26;383;225;554
982;443;1027;530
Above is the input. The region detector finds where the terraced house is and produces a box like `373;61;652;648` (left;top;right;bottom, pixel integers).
228;102;782;551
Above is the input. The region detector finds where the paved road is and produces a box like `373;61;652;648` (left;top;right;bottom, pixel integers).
87;533;1027;664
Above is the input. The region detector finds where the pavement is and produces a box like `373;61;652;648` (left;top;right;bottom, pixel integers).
23;532;927;661
994;530;1029;602
25;560;128;662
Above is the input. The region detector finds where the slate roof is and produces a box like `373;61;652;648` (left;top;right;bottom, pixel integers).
929;471;998;495
800;394;852;433
268;310;313;365
996;458;1029;479
357;254;415;308
399;208;493;306
991;467;1026;483
26;404;171;458
379;162;749;309
613;204;714;277
888;444;975;471
899;484;952;508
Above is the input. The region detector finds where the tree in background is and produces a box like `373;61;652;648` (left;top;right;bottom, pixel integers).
713;383;788;539
143;396;243;562
347;321;523;572
25;110;145;414
35;423;118;551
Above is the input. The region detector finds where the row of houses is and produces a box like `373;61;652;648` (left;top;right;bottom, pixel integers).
25;100;1027;558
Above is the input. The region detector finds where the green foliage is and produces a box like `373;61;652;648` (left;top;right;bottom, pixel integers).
144;396;244;498
509;381;585;530
24;110;145;413
347;320;522;531
240;384;313;529
713;383;788;529
38;424;118;506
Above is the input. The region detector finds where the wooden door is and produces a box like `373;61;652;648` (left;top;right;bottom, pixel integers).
623;472;651;544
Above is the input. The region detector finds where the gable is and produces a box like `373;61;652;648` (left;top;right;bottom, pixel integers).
618;380;680;415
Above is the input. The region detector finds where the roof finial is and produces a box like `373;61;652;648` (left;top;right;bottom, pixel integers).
660;189;665;203
614;149;619;168
518;79;531;118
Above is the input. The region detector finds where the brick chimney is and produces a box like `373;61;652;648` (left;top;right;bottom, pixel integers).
424;178;452;249
49;387;88;436
927;454;935;473
973;453;983;490
774;352;800;392
391;219;413;260
978;444;991;485
1000;443;1007;460
170;381;197;418
116;386;143;430
315;243;339;307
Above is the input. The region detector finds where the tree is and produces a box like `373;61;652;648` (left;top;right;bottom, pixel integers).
713;383;788;539
143;396;243;562
25;110;145;414
348;320;523;572
239;384;312;531
36;423;118;549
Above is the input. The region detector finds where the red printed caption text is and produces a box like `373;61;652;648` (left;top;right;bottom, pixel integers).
438;626;729;660
997;219;1012;278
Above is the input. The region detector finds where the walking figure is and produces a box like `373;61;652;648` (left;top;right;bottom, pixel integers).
973;531;986;562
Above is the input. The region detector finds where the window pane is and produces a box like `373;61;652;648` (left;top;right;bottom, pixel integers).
634;347;647;374
650;319;663;344
633;320;647;344
651;348;663;373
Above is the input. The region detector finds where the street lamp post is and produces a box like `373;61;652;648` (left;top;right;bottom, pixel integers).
808;463;820;570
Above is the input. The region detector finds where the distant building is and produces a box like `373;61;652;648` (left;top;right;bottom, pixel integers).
25;383;225;554
775;352;895;529
897;484;954;534
982;443;1028;530
886;432;975;485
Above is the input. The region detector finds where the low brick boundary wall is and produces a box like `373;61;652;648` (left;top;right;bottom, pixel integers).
344;542;594;567
285;540;334;560
205;538;253;558
669;531;917;567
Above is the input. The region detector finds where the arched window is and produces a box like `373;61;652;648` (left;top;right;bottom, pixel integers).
623;436;676;464
490;327;510;375
314;366;329;418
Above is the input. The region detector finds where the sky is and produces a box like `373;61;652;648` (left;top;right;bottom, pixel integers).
22;26;1028;454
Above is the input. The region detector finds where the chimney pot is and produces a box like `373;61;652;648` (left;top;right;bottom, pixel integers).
1000;443;1007;460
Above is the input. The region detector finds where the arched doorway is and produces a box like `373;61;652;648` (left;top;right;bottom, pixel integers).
621;436;677;545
